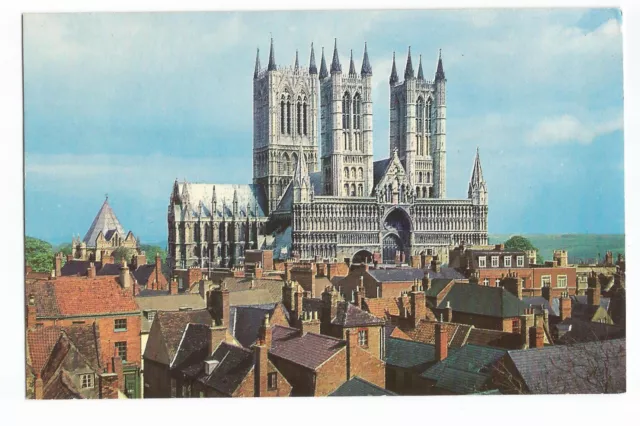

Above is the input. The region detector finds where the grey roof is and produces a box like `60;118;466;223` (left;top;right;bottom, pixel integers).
82;198;127;246
361;42;372;76
373;159;391;188
178;183;267;219
506;338;626;394
571;295;611;312
332;302;385;327
309;171;322;195
435;283;528;318
554;318;625;344
197;342;255;396
330;377;396;396
172;323;210;369
522;296;559;316
417;55;425;80
367;268;424;283
389;52;399;85
425;267;466;280
229;303;286;348
132;264;158;286
421;344;506;394
60;260;103;277
95;263;123;276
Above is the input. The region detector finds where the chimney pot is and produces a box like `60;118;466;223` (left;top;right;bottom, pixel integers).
435;323;448;361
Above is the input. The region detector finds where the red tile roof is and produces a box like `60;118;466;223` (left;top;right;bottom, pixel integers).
27;326;63;374
26;276;140;318
402;320;471;348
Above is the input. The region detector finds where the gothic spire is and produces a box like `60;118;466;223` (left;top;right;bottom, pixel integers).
268;38;276;71
435;49;445;81
293;144;309;187
468;147;486;197
389;52;398;85
330;38;341;74
361;42;372;76
319;47;328;79
294;49;299;71
404;46;415;80
348;49;357;77
254;48;261;79
309;43;318;75
417;54;425;80
232;188;239;216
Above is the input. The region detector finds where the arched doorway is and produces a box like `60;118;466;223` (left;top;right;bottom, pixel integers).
352;249;373;264
382;234;403;264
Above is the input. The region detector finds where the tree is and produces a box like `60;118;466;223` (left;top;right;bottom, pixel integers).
56;243;73;257
503;235;544;264
111;247;136;265
25;236;54;273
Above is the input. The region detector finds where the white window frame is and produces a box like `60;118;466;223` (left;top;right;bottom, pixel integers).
517;256;525;267
541;275;552;288
80;374;94;389
358;329;368;346
491;256;499;267
495;278;501;287
483;278;490;286
478;256;487;268
557;275;567;288
504;257;512;268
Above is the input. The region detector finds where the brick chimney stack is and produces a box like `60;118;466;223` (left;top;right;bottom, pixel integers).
422;275;431;291
169;279;178;295
346;329;358;379
321;286;340;323
284;262;292;282
443;300;453;323
210;284;230;327
541;286;551;302
587;284;601;307
66;254;73;262
410;281;426;328
34;373;44;399
254;337;269;397
87;262;96;279
354;277;364;307
119;262;130;289
435;323;448;361
294;284;304;322
54;252;62;278
98;373;119;399
112;348;124;392
529;326;544;348
431;257;441;273
559;292;571;320
502;271;522;300
258;313;272;348
155;252;162;285
27;293;37;330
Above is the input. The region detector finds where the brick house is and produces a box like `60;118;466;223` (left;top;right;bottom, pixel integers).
26;273;142;398
26;323;126;399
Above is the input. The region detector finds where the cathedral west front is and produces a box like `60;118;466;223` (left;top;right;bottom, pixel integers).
167;38;488;270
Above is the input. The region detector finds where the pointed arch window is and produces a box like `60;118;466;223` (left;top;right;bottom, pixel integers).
357;184;363;197
350;184;356;197
344;167;349;179
303;97;308;136
296;97;302;135
280;96;286;135
417;97;425;156
342;92;351;130
286;95;292;135
344;184;349;196
353;93;361;131
426;99;433;134
358;167;363;180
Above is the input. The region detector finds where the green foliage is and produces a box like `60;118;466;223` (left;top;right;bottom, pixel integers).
503;235;544;264
111;247;136;264
25;236;54;273
56;243;73;256
140;244;166;263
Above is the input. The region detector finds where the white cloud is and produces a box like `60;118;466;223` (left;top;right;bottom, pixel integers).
527;114;623;146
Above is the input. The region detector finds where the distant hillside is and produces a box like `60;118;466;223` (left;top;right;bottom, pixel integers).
489;234;625;264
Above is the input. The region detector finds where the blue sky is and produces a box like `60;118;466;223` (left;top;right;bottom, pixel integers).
23;9;624;245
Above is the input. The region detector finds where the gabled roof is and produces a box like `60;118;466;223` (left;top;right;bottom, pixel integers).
506;338;626;394
230;303;288;348
372;151;409;193
401;320;470;348
135;294;206;332
144;309;213;365
521;296;559;316
172;323;210;369
433;283;528;318
421;344;506;394
269;325;345;370
197;342;255;396
364;297;411;319
367;268;424;283
554;318;625;344
82;198;127;247
372;159;391;188
220;277;283;302
330;377;396;396
465;327;523;350
26;277;140;317
570;295;611;318
332;302;385;327
131;264;158;286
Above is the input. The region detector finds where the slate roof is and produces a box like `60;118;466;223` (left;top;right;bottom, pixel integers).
131;264;157;286
571;295;611;316
465;327;523;350
136;294;207;333
60;260;103;277
95;263;122;276
269;325;345;370
521;296;559;316
401;320;470;348
373;159;391;187
554;318;625;344
43;371;83;399
329;377;396;396
332;302;385;327
82;198;127;246
367;268;425;283
230;303;288;348
506;338;626;394
197;342;255;396
220;277;283;302
178;183;267;219
433;283;528;318
26;277;140;317
144;309;213;365
172;323;211;369
425;268;467;280
425;278;455;297
421;344;506;394
384;337;438;372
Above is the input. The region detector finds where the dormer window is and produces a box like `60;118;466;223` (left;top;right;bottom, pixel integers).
517;256;525;267
504;257;512;268
478;256;486;268
491;256;499;267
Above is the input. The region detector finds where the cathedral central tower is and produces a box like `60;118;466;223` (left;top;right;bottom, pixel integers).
253;39;319;214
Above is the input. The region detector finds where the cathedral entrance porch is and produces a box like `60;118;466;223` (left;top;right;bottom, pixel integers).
352;249;374;264
382;234;404;264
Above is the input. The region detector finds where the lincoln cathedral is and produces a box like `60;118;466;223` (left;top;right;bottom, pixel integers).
167;38;488;270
